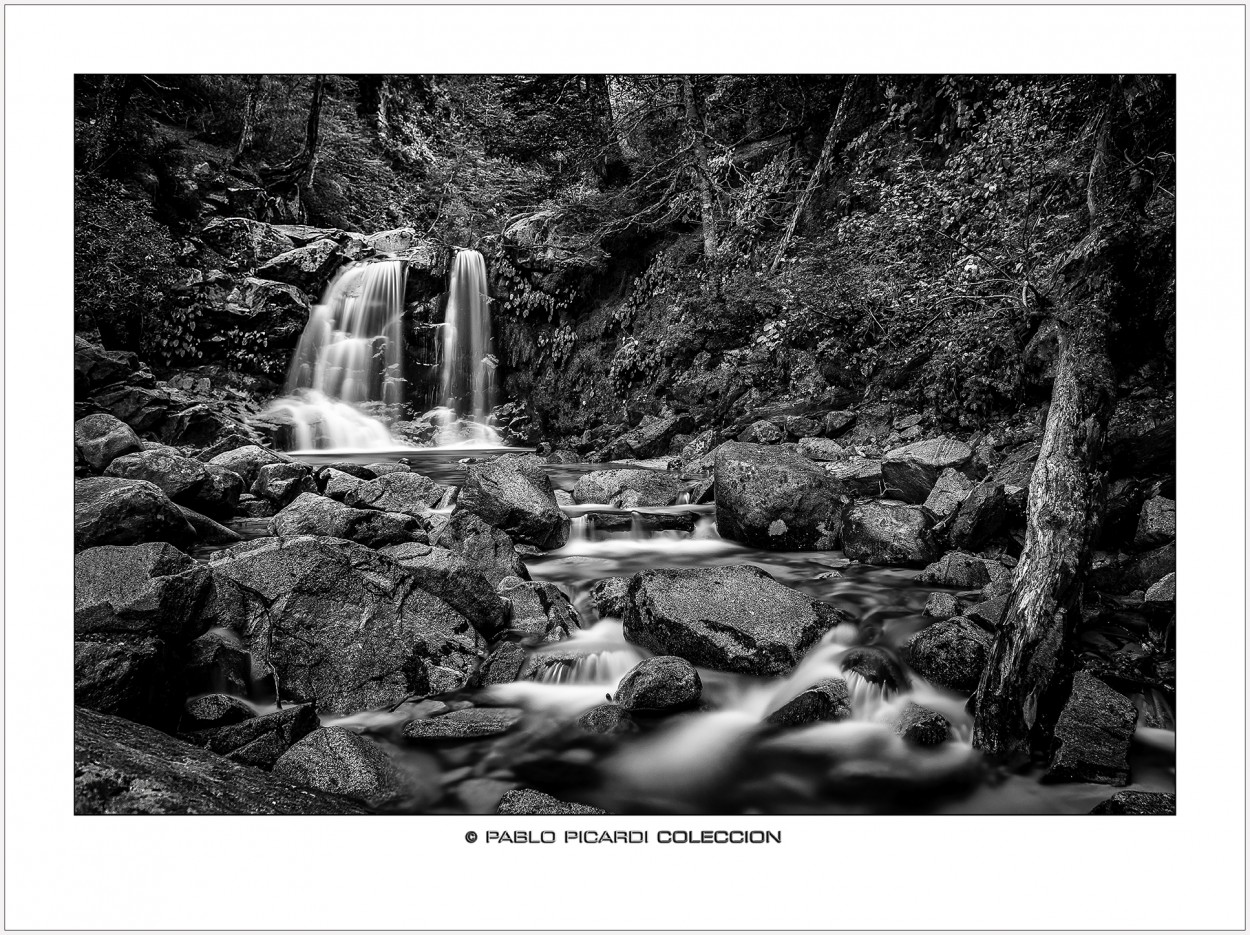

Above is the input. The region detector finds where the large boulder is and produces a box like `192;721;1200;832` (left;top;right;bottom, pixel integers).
184;628;252;697
208;536;486;712
948;480;1010;550
74;413;141;471
378;542;509;637
915;551;1008;589
269;493;426;549
1134;496;1176;549
893;702;951;746
208;444;287;487
91;385;177;436
613;656;702;713
103;447;233;518
498;578;581;643
882;437;974;503
200;217;296;268
714;442;848;550
922;468;975;519
255;238;345;291
159;404;244;449
74;477;195;552
74;707;367;815
840;500;939;567
75;639;181;730
1046;671;1136;785
572;469;686;508
822;457;884;496
623;564;840;676
455;454;569;549
599;414;693;461
343;471;448;517
902;617;991;693
74;338;139;397
427;510;530;586
272;727;405;806
183;703;319;770
250;462;317;509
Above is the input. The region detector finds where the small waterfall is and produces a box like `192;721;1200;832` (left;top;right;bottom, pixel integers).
267;260;408;450
437;250;500;445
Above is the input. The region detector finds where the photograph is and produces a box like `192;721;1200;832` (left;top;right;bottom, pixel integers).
69;71;1180;819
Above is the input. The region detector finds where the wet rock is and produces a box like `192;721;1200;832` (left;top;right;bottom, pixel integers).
176;504;242;545
764;678;852;727
74;477;196;552
496;789;607;816
235;495;275;518
738;419;784;444
75;413;141;471
948;481;1010;551
903;617;991;693
184;703;319;770
185;628;251;696
74;706;367;815
208;444;287;487
882;437;974;503
915;551;1007;589
196;432;259;463
198;464;245;519
614;656;702;713
965;594;1011;629
75;639;181;730
624;564;840;676
250;462;317;508
822;457;884;495
457;778;520;814
455;454;569;550
1134;496;1176;549
363;461;411;476
160;404;243;449
1144;572;1176;607
181;693;255;731
273;727;404;806
839;646;909;692
74;338;139;397
319;467;371;501
208;536;486;712
498;579;581;643
479;641;529;685
893;702;951;746
75;541;211;643
680;429;718;465
589;576;630;619
840;500;939;567
583;511;696;536
377;542;508;637
402;707;525;740
255;238;345;291
922;468;974;519
1046;671;1136;785
578;703;639;734
715;442;848;550
600;414;693;461
1089;790;1175;815
924;592;965;619
270;492;426;549
823;410;857;436
572;469;686;507
104;447;212;506
427;510;530;587
797;437;847;462
343;470;448;517
200;216;296;268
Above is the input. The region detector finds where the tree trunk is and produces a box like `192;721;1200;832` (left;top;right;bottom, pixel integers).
682;75;717;258
972;82;1149;762
79;75;138;172
770;77;858;272
259;75;326;220
233;75;262;161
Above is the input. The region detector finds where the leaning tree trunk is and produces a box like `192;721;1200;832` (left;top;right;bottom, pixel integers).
682;75;717;258
972;83;1150;762
260;74;326;220
770;76;859;273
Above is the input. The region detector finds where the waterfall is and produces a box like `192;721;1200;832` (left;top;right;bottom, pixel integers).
268;260;408;451
435;250;500;445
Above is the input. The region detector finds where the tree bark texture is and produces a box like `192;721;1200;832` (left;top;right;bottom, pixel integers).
682;76;717;258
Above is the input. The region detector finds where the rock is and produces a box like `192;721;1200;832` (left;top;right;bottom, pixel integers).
600;414;693;460
343;471;448;516
1100;478;1148;548
273;727;405;806
377;542;508;637
1134;496;1176;549
74;707;367;815
823;410;857;436
882;437;974;503
74;338;139;397
763;678;852;727
75;541;210;644
208;536;485;712
1144;572;1176;606
738;419;784;444
254;238;345;291
176;504;241;545
457;778;520;813
903;617;991;693
455;454;568;549
839;646;909;692
965;594;1011;629
783;415;823;439
250;462;317;508
589;576;630;619
679;429;718;464
1089;791;1176;815
181;693;255;731
74;477;196;552
1093;542;1176;594
479;641;529;685
578;704;638;734
796;437;846;462
714;442;848;550
365;227;416;253
583;511;696;536
198;464;245;519
498;579;581;643
75;413;141;471
184;703;319;770
208;444;286;487
614;656;702;713
270;493;426;549
924;592;965;619
1046;671;1136;785
822;457;884;495
200;217;296;268
159;404;242;449
841;500;939;567
948;481;1010;551
923;468;975;519
623;564;840;676
196;432;258;463
496;789;607;816
90;385;174;435
893;702;950;746
363;461;411;476
402;707;525;740
572;469;685;507
185;628;251;696
235;495;275;518
75;639;181;730
991;440;1040;489
427;510;530;587
319;467;371;501
915;551;1006;589
104;447;233;518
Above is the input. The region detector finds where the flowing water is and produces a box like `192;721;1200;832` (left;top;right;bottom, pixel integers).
435;250;500;445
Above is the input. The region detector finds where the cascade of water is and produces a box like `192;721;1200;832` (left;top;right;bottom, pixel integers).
437;250;500;445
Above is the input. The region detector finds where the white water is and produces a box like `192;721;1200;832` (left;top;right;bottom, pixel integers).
437;250;500;445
